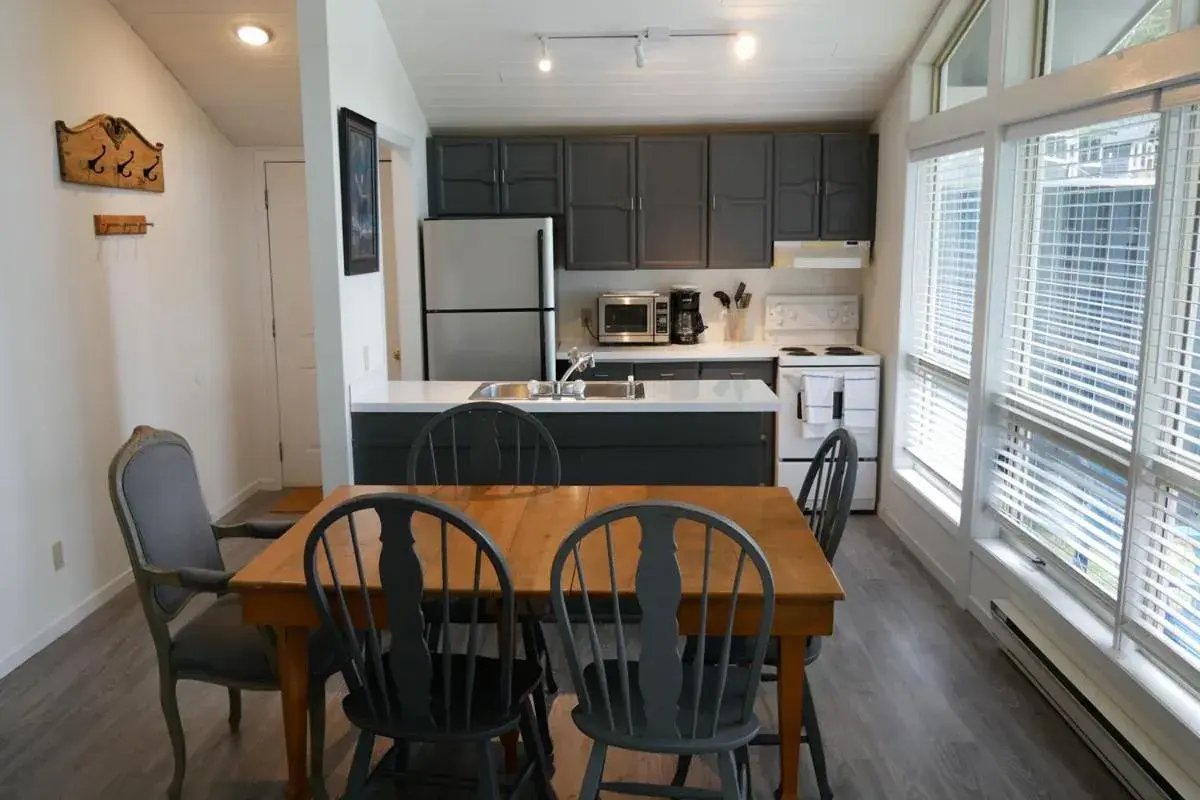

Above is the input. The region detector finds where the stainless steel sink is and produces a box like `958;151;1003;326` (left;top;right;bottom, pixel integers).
578;381;646;399
469;381;557;400
467;380;645;401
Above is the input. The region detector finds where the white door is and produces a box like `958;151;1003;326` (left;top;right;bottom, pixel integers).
266;161;321;486
266;161;399;486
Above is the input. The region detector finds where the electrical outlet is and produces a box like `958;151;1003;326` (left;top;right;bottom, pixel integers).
581;307;594;330
52;541;65;571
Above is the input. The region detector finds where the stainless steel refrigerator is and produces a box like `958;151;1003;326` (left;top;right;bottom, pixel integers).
421;217;556;381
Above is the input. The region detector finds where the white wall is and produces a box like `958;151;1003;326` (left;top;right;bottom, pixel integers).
0;0;264;676
297;0;429;489
864;69;967;595
557;268;863;346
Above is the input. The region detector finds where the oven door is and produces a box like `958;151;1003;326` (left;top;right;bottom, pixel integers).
776;366;879;459
599;297;656;343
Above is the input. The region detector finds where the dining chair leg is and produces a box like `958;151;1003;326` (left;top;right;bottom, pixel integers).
476;739;502;800
529;676;555;767
158;670;186;800
344;730;375;800
716;749;743;800
533;622;559;694
671;754;692;787
578;742;607;800
308;681;326;782
803;682;833;800
227;688;242;733
518;697;553;800
736;745;753;800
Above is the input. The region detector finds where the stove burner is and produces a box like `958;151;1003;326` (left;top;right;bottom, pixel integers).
780;347;816;356
824;346;862;355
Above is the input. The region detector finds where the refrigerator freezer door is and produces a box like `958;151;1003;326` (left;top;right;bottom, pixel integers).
425;311;547;381
422;218;554;311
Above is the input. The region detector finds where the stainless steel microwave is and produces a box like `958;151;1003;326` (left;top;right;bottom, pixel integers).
597;292;670;344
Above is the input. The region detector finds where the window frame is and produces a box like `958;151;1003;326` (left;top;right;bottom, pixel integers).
1038;0;1181;78
933;0;992;113
902;146;986;512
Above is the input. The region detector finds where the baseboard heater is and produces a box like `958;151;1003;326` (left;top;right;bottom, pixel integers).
988;600;1187;800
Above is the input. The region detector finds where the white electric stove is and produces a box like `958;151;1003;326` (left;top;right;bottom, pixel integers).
765;295;880;512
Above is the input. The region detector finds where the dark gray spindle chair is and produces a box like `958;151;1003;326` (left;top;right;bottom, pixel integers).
675;428;858;799
107;426;335;800
302;491;551;800
406;401;561;738
550;501;776;800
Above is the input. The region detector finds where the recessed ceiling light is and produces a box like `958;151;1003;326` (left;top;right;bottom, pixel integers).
734;32;757;61
236;24;272;47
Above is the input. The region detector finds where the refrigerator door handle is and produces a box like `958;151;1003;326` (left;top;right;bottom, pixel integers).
536;228;548;381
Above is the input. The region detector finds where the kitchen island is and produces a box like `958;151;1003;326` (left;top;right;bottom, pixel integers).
351;378;780;486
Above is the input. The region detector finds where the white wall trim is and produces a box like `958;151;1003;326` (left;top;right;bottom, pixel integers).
0;568;133;682
971;540;1200;784
878;504;961;596
0;477;261;682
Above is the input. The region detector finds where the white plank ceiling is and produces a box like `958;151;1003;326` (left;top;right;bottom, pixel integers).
380;0;941;130
108;0;939;145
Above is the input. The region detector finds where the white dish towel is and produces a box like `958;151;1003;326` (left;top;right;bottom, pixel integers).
800;373;837;426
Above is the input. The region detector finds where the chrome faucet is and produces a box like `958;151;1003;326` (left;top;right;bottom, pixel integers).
558;347;595;390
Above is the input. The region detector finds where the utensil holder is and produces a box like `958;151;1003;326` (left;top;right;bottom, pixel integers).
724;308;754;342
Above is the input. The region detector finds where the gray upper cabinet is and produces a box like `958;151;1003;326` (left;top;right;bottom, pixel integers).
774;133;822;241
638;136;708;268
821;133;876;241
709;134;773;268
500;137;563;216
566;137;638;270
429;137;500;217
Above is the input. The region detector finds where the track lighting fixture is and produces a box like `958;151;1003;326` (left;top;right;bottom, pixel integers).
535;27;756;71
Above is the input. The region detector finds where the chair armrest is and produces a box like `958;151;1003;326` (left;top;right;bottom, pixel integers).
212;516;298;540
144;565;234;594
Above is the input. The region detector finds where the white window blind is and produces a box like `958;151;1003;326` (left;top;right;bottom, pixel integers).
1124;104;1200;673
905;149;984;501
992;113;1160;604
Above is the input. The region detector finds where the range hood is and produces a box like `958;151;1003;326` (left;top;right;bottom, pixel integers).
773;240;870;270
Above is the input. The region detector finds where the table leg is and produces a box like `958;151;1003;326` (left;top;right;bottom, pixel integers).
278;627;311;800
777;635;806;800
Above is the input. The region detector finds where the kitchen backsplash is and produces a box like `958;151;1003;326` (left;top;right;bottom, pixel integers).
556;268;862;345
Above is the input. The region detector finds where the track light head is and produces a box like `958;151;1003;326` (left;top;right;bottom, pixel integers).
537;36;552;72
634;35;647;68
734;32;757;61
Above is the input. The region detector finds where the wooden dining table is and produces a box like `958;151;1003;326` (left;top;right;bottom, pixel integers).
231;484;845;800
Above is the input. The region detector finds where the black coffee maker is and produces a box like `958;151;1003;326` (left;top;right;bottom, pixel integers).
669;286;706;344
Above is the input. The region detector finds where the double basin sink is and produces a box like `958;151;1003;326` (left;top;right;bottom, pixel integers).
469;380;646;402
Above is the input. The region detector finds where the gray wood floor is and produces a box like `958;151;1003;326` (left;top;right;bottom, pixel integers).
0;509;1132;800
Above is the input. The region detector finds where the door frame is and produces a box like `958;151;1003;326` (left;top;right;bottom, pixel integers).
253;148;305;491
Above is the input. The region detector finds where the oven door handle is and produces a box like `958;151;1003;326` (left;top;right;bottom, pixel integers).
797;390;803;421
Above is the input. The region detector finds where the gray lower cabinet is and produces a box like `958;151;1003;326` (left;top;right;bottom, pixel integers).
699;360;775;388
500;137;563;216
709;134;774;268
638;136;708;268
634;362;701;381
566;137;638;269
555;360;635;381
353;411;774;486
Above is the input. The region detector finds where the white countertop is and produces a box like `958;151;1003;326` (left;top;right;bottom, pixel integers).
555;340;782;362
351;379;780;413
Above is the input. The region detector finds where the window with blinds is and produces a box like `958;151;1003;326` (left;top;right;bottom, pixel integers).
992;113;1160;603
904;148;984;504
1125;104;1200;674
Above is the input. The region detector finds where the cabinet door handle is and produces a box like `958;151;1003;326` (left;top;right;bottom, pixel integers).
660;372;675;378
729;371;745;377
833;390;844;420
711;195;717;210
797;391;803;421
638;196;643;211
